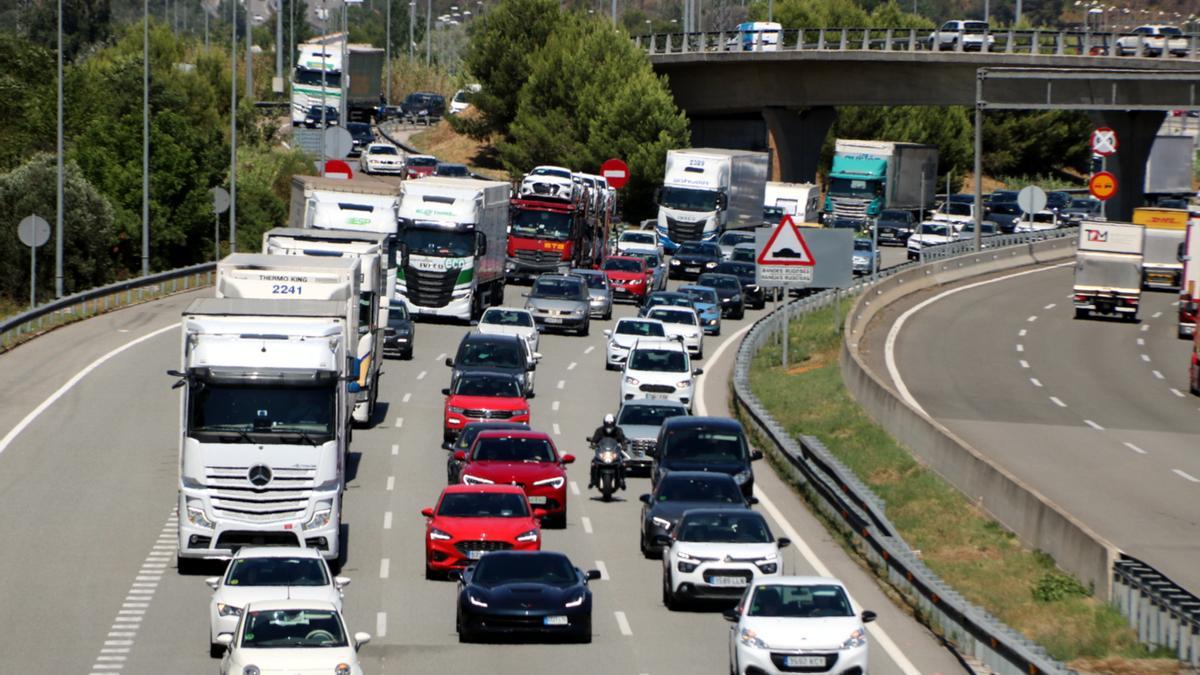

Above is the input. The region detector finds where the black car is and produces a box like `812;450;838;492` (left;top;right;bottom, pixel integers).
638;471;754;558
985;189;1019;205
652;417;762;498
1046;191;1072;213
447;333;535;397
456;551;600;643
986;201;1023;234
346;122;374;156
638;291;695;317
668;241;722;280
383;303;414;359
696;272;745;320
825;216;869;234
303;104;339;128
713;261;765;309
402;91;446;121
875;209;916;246
1059;198;1102;223
434;162;470;177
444;421;531;483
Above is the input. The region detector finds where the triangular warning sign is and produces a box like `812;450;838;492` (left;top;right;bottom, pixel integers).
757;215;815;266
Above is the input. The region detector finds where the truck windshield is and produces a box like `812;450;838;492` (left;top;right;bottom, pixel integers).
511;209;572;240
659;186;719;212
400;226;474;257
188;382;336;443
293;69;342;87
828;178;879;198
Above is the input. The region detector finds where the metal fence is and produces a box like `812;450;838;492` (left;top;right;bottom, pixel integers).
1113;554;1200;666
0;263;216;352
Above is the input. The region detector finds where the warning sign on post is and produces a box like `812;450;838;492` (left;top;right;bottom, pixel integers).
754;217;854;289
756;216;815;284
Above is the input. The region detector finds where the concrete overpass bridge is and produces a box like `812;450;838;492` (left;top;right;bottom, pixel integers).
644;28;1200;219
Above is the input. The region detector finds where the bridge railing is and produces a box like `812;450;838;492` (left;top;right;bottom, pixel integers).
640;28;1200;60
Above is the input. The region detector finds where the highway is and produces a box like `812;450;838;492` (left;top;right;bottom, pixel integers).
0;248;954;674
871;262;1200;595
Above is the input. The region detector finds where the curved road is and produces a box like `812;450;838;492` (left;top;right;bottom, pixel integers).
0;255;955;673
876;263;1200;594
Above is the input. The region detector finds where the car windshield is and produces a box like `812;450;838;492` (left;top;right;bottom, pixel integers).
602;258;643;273
437;164;468;176
240;609;347;648
388;305;409;323
718;232;755;247
747;584;854;618
663;427;746;461
294;69;342;87
458;340;524;368
452;375;522;398
511;209;572;240
917;224;952;237
226;557;329;587
454;423;529;451
677;511;772;543
854;240;873;252
658;186;718;211
532;278;584;299
628;348;687;372
188;381;336;443
878;210;909;224
471;554;577;587
714;263;751;278
1069;199;1097;209
829;177;878;198
656;476;742;502
989;203;1021;215
639;254;661;269
681;287;718;305
472;435;555;462
571;272;608;289
407;156;437;167
676;242;720;257
731;247;756;263
369;145;398;155
438;491;530;517
621;232;655;244
649;309;696;326
942;203;971;216
618;403;687;427
481;309;533;328
1160;26;1182;36
400;226;474;257
645;295;694;310
530;167;571;178
615;320;666;337
698;275;741;291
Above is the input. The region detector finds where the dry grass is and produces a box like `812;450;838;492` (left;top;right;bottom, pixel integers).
409;119;507;181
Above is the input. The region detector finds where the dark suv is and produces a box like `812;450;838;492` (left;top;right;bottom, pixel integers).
696;272;745;319
304;105;340;128
402;91;446;122
875;209;915;245
346;122;374;156
668;241;723;281
446;333;535;397
651;417;762;498
383;303;414;359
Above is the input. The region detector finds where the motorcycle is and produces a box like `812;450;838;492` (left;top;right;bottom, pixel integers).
589;436;625;502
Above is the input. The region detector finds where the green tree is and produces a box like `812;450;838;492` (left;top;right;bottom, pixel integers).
0;37;56;173
24;0;113;62
831;106;972;183
983;110;1091;178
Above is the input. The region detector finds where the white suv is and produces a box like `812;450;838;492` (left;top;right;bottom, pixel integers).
604;317;667;370
926;20;995;51
616;229;662;257
644;306;704;358
660;509;788;609
620;338;703;411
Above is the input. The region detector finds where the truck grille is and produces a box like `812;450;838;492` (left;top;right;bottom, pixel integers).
204;466;317;522
666;216;704;243
513;249;562;265
829;197;869;218
403;265;456;308
456;540;513;554
463;408;516;419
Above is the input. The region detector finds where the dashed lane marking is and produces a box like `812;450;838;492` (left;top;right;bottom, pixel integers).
1141;324;1150;332
1123;442;1147;455
1153;311;1163;319
395;417;404;428
568;362;577;371
391;444;399;456
1031;378;1043;387
552;423;561;436
379;558;390;579
556;380;565;390
402;392;412;403
1019;328;1027;337
1084;419;1104;430
1016;344;1024;352
1137;338;1145;347
417;370;427;380
552;400;560;411
436;353;446;361
1141;354;1151;362
614;611;633;636
1044;303;1056;310
1171;388;1186;398
1019;360;1030;369
377;612;387;638
581;517;593;534
383;512;393;530
1153;370;1165;380
1050;396;1067;407
1172;469;1200;483
1027;315;1038;322
584;345;595;354
570;481;580;496
387;476;395;491
595;560;609;580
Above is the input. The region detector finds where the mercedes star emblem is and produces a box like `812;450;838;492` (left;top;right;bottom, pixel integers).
248;464;272;487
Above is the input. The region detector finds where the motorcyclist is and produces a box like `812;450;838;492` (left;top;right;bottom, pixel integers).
588;413;627;491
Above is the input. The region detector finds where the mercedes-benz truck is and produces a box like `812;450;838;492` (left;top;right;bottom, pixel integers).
654;148;768;251
823;140;938;222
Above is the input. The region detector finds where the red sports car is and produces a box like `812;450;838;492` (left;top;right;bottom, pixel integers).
455;430;574;529
421;484;544;579
601;256;650;302
442;373;531;443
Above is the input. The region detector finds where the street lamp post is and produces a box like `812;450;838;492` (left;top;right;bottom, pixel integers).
142;0;150;276
385;0;391;104
55;0;64;295
426;0;432;65
230;0;238;252
409;1;415;60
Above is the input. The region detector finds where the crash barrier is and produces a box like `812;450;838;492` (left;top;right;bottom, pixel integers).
1112;554;1200;666
0;263;215;353
640;28;1200;60
732;232;1080;673
375;120;425;156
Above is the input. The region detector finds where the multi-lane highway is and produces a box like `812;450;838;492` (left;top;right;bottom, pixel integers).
872;262;1200;595
0;253;957;673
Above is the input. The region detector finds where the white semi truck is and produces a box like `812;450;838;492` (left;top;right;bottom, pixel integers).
291;38;344;125
396;177;510;321
1073;221;1146;321
654;148;768;251
174;297;348;569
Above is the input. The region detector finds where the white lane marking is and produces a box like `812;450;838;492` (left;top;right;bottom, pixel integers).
1172;469;1200;483
379;558;390;579
1123;442;1147;455
117;328;130;333
1016;344;1024;352
386;476;395;491
383;512;393;530
1137;338;1145;347
885;263;1072;417
1050;396;1067;407
1018;328;1027;337
568;361;578;371
1141;354;1151;362
1153;311;1163;319
402;392;412;403
376;612;388;638
614;611;633;636
581;516;593;534
1170;388;1186;398
1030;378;1043;388
1043;303;1056;310
552;423;561;436
417;370;427;380
552;400;560;412
436;353;447;362
1141;324;1150;332
1027;315;1038;322
395;417;404;428
556;379;565;390
0;322;177;457
570;481;580;496
584;345;595;354
595;560;609;580
391;444;399;456
1084;419;1104;430
1153;370;1165;380
1019;360;1030;369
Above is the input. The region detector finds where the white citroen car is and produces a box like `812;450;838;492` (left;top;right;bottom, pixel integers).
604;317;667;370
217;599;369;674
206;547;349;657
645;306;704;358
359;142;405;175
725;576;875;675
661;510;787;609
620;338;702;411
477;306;540;357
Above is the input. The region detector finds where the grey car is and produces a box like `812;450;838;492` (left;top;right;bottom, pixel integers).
569;268;613;320
524;274;591;336
638;471;754;558
631;252;668;293
616;399;689;474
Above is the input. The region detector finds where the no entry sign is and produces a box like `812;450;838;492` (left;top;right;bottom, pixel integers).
600;158;629;189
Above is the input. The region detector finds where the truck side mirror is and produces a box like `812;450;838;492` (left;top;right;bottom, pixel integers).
475;231;487;256
715;193;728;210
653;186;663;205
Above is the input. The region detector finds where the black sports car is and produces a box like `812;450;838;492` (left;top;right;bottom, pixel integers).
639;471;755;558
456;551;600;643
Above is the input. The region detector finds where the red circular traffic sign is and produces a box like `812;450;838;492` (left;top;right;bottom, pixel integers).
324;159;353;180
1089;171;1118;201
1091;127;1118;157
600;158;629;189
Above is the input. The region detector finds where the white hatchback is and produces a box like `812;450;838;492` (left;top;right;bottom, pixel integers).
644;306;704;358
604;317;667;370
217;599;369;674
206;546;348;657
660;509;787;608
620;338;702;412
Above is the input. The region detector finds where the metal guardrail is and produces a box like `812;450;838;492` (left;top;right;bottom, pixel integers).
1113;554;1200;666
639;28;1200;60
0;263;216;352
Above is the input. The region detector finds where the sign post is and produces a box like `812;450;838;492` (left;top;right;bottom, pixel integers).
1016;185;1047;230
210;187;231;261
18;214;51;309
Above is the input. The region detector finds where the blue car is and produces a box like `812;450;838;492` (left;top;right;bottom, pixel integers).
678;284;722;336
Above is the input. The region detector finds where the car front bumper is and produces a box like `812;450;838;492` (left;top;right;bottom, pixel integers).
670;560;778;600
177;491;341;561
530;311;588;331
733;641;867;675
427;537;539;572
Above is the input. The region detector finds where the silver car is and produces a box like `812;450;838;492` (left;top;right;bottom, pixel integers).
615;398;689;474
570;268;614;320
524;274;591;336
632;252;668;293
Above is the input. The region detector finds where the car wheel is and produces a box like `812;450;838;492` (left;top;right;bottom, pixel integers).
604;307;612;321
605;361;617;371
177;555;202;575
549;507;567;530
457;611;474;643
575;615;592;644
734;309;744;320
696;346;704;360
662;571;679;610
425;565;440;581
444;430;455;444
1074;308;1089;320
640;534;656;559
579;320;590;337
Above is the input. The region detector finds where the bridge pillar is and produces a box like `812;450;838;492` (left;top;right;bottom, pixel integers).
762;106;835;184
688;114;769;153
1087;110;1166;222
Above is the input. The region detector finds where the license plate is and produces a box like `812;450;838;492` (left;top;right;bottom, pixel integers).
785;656;826;668
528;496;548;505
685;266;699;273
707;576;747;587
645;393;669;400
543;615;568;626
467;550;485;560
545;317;563;324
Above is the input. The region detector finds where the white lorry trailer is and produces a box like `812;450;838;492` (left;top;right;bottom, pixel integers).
396;177;510;321
654;148;768;250
1144;135;1195;200
174;298;348;569
1133;207;1188;290
1177;210;1200;339
763;181;820;224
1073;221;1146;321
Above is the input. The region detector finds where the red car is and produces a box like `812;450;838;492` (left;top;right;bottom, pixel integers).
601;256;650;303
421;484;544;579
442;373;531;444
455;430;574;529
405;154;438;179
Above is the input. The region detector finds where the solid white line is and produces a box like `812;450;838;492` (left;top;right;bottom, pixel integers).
1030;378;1043;388
1084;419;1104;430
567;361;577;371
0;322;177;457
1137;338;1145;346
1171;388;1186;398
584;345;595;354
1153;311;1163;319
884;263;1073;417
1123;442;1147;455
1016;344;1024;352
614;611;633;636
1153;370;1165;380
394;417;404;428
556;380;565;389
569;481;580;495
379;558;390;579
1172;469;1200;483
386;476;395;491
383;512;393;530
1050;396;1067;407
552;423;561;436
1027;315;1038;322
552;400;560;411
581;516;593;534
417;370;427;380
595;560;609;580
376;612;388;637
1018;328;1027;337
391;444;399;456
1141;354;1151;362
1019;360;1030;369
402;392;412;403
1043;303;1056;310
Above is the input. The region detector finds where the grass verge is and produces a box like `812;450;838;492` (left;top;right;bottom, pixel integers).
408;120;507;181
744;302;1177;672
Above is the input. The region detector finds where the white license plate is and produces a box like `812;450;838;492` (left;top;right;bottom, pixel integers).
707;576;747;587
645;393;670;400
543;615;568;626
785;656;826;668
685;266;699;273
467;550;485;560
544;317;563;324
528;496;548;504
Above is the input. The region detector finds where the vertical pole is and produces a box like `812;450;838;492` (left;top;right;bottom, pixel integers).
276;0;284;87
1100;156;1107;221
246;0;254;99
973;72;983;253
426;0;432;65
409;1;415;60
871;212;879;275
611;0;616;28
214;211;220;261
1014;0;1022;26
230;0;238;252
342;4;348;123
386;0;392;104
781;295;789;369
55;0;64;297
833;288;840;333
142;0;151;277
204;5;209;48
320;6;328;175
768;0;773;22
31;238;37;309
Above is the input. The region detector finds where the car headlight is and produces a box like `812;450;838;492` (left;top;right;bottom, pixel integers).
516;529;539;543
733;468;752;484
669;259;680;265
304;503;333;531
747;284;759;291
181;475;203;489
629;278;643;285
675;380;692;389
243;667;261;675
448;405;467;414
468;592;489;607
739;627;769;649
677;560;698;573
462;474;494;485
514;409;530;417
841;627;867;649
429;527;452;541
706;318;718;326
624;376;640;386
756;562;778;574
217;603;243;617
335;664;351;675
565;594;585;608
651;516;673;530
315;477;340;492
187;504;214;530
533;476;565;489
704;261;718;268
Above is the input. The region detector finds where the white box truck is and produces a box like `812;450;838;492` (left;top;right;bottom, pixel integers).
763;181;820;224
1144;135;1195;199
1133;207;1188;290
396;177;510;321
654;148;768;251
1073;221;1146;321
823;140;938;222
174;298;348;569
1177;210;1200;339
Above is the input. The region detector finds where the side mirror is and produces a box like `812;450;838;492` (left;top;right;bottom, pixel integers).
747;496;760;505
532;352;543;361
722;608;740;623
585;569;602;581
716;193;729;210
602;329;612;338
778;537;792;549
652;534;672;547
522;292;530;298
421;507;434;518
444;357;454;367
469;320;479;326
353;631;372;649
447;569;463;582
653;186;663;205
441;388;451;396
638;493;652;505
561;454;575;464
453;451;467;462
475;231;487;257
334;576;352;589
861;610;877;624
166;369;186;378
693;367;704;376
441;441;453;451
533;508;548;519
204;576;220;590
215;633;234;646
750;450;764;461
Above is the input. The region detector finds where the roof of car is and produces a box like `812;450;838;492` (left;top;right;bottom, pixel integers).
243;599;339;612
460;421;531;433
473;429;554;442
459;332;524;346
658;470;738;482
647;305;699;317
535;274;583;283
568;268;604;276
662;415;743;431
620;398;689;410
679;507;764;520
746;575;846;589
605;255;646;263
441;483;526;495
616;317;665;325
233;546;325;560
631;337;687;352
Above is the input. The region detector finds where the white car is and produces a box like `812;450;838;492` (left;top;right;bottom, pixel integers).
661;509;788;608
645;306;704;358
217;599;369;674
477;306;540;358
725;576;875;675
1014;210;1059;232
206;547;349;657
616;229;662;257
929;201;976;232
519;166;577;202
1116;25;1189;57
906;222;956;260
359;142;405;175
926;20;995;51
620;338;702;411
604;317;667;370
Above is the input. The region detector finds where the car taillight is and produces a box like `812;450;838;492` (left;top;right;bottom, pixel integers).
1074;294;1087;302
